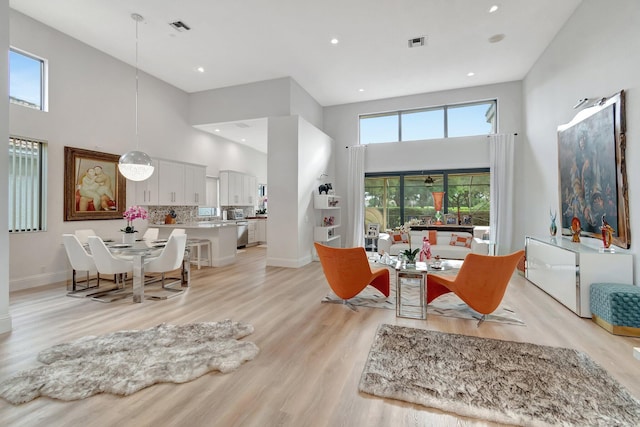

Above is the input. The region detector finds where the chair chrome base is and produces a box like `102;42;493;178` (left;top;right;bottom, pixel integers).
477;314;487;327
90;289;133;303
145;281;184;300
321;299;358;311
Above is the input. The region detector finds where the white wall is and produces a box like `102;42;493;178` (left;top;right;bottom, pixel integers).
521;0;640;282
8;10;266;290
266;116;299;266
298;118;334;261
266;116;333;267
290;79;324;130
323;81;523;243
0;0;12;334
189;78;292;126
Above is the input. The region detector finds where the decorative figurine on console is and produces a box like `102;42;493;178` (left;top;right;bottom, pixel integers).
419;236;432;261
571;216;581;243
601;214;615;250
318;183;332;194
549;209;558;236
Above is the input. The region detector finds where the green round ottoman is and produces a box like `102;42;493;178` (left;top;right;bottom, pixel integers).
590;283;640;337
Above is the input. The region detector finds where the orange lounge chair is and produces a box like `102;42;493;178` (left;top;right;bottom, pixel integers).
315;243;390;311
427;250;525;325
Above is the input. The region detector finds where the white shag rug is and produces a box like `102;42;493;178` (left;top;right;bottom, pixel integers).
0;320;259;404
359;324;640;426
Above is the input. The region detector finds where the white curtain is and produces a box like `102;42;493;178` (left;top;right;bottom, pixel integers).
489;134;516;255
347;145;366;247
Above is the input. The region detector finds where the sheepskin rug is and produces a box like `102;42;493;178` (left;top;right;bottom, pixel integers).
359;324;640;426
0;320;259;404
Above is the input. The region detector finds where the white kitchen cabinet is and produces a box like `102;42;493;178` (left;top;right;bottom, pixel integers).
525;236;633;317
256;219;266;243
158;160;185;205
205;176;219;207
243;174;257;206
184;164;206;205
133;159;159;205
220;170;257;206
248;220;258;245
129;159;207;206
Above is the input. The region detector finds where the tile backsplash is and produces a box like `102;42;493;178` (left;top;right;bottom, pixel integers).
148;206;198;224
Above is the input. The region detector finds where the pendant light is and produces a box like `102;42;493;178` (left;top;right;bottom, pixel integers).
118;13;154;181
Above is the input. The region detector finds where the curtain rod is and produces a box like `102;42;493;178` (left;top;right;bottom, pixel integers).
487;133;518;137
345;145;368;148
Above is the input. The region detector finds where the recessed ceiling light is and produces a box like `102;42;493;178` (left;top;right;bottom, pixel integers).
196;67;205;73
358;88;365;92
241;138;246;142
467;72;475;77
215;129;221;132
488;34;506;43
489;5;499;13
330;38;339;45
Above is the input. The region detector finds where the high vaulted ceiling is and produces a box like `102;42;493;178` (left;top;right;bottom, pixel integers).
10;0;583;152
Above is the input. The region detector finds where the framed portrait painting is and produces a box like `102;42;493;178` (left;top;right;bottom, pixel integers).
557;90;629;248
64;146;126;221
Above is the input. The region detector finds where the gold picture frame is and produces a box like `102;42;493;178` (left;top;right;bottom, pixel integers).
64;146;126;221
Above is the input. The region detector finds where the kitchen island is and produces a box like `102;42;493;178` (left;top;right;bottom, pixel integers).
154;221;237;267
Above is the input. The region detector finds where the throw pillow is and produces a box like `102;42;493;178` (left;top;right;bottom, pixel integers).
449;233;472;248
391;231;409;243
428;230;437;245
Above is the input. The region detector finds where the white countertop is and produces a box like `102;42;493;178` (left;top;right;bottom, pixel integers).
154;221;237;229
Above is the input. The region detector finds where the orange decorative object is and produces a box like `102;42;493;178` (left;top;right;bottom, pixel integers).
432;191;445;225
426;250;525;324
601;215;614;249
571;217;581;243
314;243;390;310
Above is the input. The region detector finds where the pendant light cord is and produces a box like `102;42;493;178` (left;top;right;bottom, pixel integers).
132;13;143;150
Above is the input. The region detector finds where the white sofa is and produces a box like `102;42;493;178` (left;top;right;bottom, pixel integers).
377;227;489;260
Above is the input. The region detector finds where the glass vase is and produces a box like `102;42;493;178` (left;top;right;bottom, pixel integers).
122;233;135;244
432;191;445;225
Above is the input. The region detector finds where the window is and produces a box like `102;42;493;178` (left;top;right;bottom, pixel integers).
359;100;496;144
364;169;489;230
447;102;496;137
9;48;47;111
9;137;47;232
359;113;399;144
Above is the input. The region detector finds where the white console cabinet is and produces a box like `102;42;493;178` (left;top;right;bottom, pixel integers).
525;236;633;317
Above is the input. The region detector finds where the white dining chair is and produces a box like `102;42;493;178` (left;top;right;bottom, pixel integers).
75;229;97;245
62;234;100;295
87;236;134;302
144;234;187;299
169;228;186;238
143;227;159;241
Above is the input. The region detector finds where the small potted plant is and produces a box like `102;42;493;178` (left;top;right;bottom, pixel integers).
121;205;148;243
402;247;419;267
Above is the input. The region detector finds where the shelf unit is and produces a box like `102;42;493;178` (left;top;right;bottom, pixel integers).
314;194;341;247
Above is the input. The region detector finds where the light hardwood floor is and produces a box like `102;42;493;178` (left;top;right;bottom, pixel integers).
1;246;639;426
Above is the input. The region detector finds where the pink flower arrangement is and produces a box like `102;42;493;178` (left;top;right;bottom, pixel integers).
121;205;149;233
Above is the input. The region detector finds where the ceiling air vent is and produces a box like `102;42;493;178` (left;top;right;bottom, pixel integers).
408;36;426;48
169;21;191;32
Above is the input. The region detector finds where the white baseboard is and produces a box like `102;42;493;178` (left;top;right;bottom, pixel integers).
266;255;312;268
10;270;68;292
0;313;13;334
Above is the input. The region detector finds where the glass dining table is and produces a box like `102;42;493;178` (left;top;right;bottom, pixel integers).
104;239;190;303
